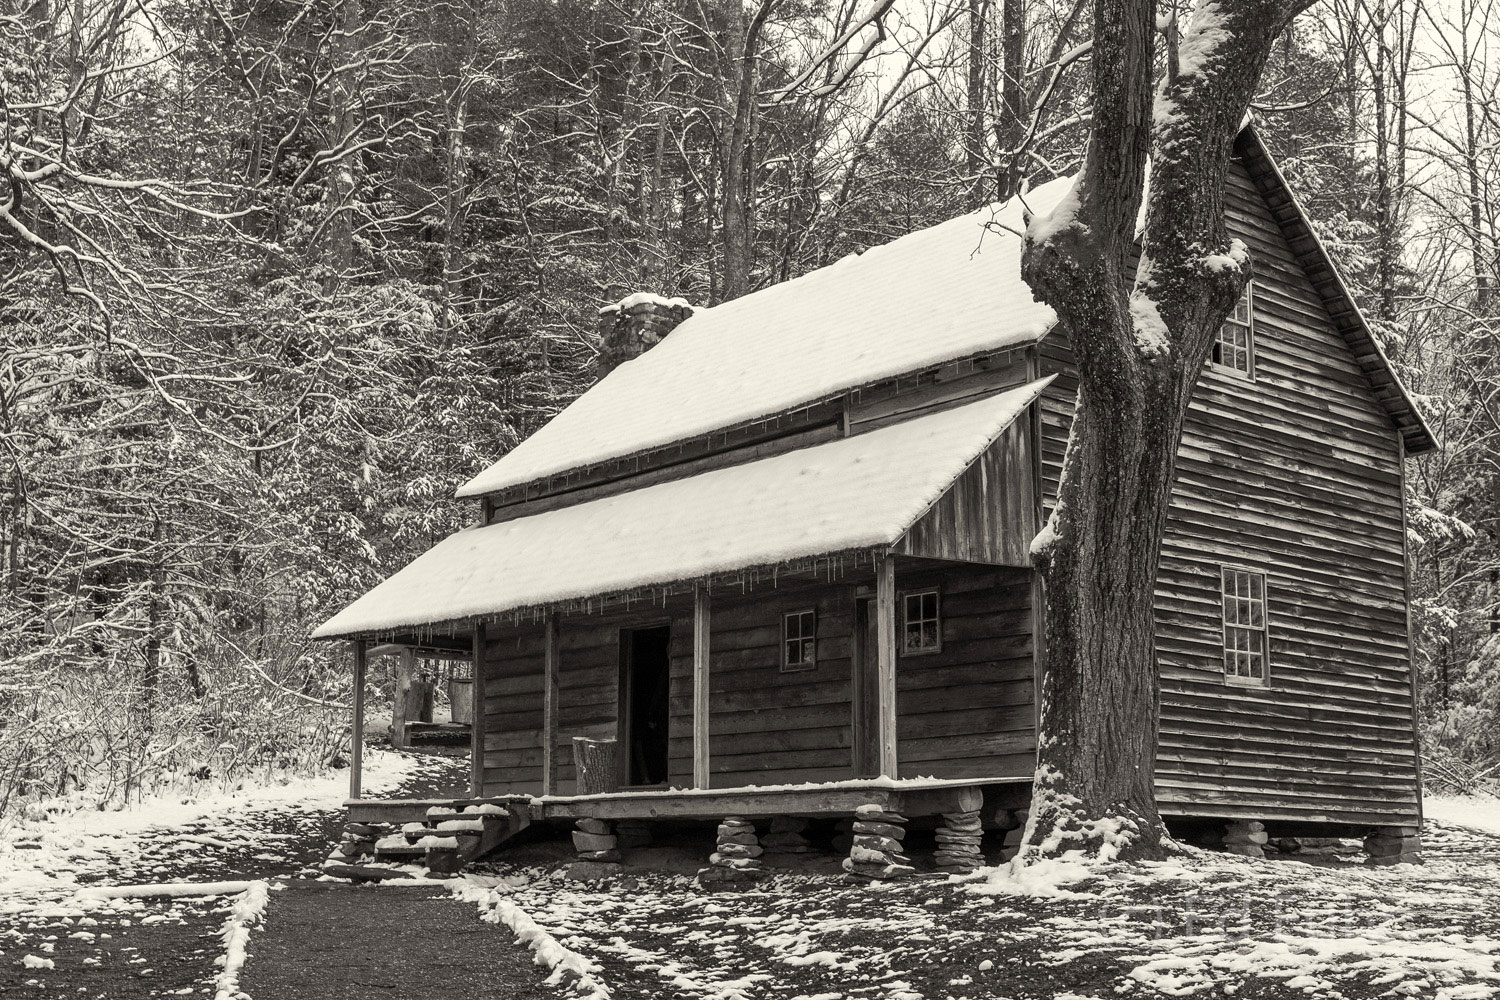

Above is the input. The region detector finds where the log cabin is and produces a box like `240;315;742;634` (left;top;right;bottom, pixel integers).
314;123;1435;875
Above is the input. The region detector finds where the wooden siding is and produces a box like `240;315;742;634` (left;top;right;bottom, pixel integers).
896;416;1036;566
895;564;1037;780
478;561;1039;794
669;579;856;788
1037;157;1420;826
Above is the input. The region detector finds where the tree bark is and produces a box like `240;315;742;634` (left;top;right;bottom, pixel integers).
718;0;770;303
965;0;990;202
1019;0;1313;861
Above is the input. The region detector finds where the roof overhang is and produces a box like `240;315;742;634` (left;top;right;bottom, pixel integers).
314;379;1051;641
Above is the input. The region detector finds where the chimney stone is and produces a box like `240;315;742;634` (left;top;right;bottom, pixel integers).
596;292;694;378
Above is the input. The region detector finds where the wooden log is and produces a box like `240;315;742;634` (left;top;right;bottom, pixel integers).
350;640;367;800
447;677;473;726
391;647;415;748
542;614;560;794
573;737;621;795
693;586;711;789
875;556;898;778
471;622;486;796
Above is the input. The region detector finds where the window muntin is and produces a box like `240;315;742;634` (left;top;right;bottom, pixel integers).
902;590;941;655
783;609;817;670
1221;567;1269;685
1211;281;1255;377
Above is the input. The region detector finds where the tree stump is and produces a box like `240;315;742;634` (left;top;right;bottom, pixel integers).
573;737;620;795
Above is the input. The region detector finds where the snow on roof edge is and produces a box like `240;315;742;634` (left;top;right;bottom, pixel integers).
316;379;1052;640
454;342;1049;500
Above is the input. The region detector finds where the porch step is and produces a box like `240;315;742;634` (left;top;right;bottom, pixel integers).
345;800;531;877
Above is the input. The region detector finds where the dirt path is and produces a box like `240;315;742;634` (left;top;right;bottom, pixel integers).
238;881;551;999
1;747;534;998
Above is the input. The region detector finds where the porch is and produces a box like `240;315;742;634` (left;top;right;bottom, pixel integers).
346;775;1032;826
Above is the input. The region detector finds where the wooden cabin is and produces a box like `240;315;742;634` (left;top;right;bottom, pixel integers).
315;125;1434;852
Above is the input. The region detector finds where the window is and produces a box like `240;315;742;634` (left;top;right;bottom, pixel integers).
1211;281;1255;377
783;609;817;670
1221;567;1269;685
902;590;941;655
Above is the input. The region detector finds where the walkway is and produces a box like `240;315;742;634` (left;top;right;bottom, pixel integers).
237;881;549;999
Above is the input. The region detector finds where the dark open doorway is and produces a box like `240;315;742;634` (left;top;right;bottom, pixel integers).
621;625;671;786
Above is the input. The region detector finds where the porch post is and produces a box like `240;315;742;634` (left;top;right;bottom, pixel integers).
693;586;711;788
470;621;486;796
542;613;560;795
350;639;367;800
875;555;899;778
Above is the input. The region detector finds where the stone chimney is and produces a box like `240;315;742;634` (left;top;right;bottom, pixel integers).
595;292;694;378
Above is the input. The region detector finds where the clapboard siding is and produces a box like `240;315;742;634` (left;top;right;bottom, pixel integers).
1037;155;1420;826
895;417;1037;566
895;564;1037;780
668;578;855;787
479;625;547;792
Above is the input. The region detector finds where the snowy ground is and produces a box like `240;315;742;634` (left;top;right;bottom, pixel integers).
6;777;1500;999
1426;793;1500;838
450;817;1500;1000
0;748;450;996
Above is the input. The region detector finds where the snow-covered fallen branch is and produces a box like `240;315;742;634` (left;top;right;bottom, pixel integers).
76;880;258;900
452;879;611;999
214;880;270;1000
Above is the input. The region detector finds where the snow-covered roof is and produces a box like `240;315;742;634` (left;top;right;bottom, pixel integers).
316;379;1051;639
456;178;1073;498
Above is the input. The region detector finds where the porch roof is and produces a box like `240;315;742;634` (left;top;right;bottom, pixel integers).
313;378;1050;640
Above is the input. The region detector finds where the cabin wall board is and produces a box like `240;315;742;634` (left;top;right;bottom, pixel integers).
896;417;1036;566
478;562;1041;794
1037;155;1419;826
668;577;857;788
894;563;1036;780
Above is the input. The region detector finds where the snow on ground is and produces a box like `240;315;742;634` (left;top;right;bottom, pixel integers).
1426;793;1500;838
454;818;1500;1000
0;748;421;910
0;747;450;995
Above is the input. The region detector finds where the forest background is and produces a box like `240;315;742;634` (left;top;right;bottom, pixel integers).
3;0;1497;816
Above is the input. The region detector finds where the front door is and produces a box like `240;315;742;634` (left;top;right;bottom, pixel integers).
621;625;671;786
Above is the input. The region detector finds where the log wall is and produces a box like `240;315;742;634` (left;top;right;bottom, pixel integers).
1037;156;1421;826
477;562;1039;795
894;564;1037;780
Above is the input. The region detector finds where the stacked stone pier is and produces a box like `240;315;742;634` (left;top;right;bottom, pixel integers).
572;818;620;862
1223;820;1268;858
934;810;984;872
700;816;765;886
844;804;913;880
1364;825;1423;865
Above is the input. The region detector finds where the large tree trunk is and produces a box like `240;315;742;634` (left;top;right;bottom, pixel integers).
1019;0;1313;861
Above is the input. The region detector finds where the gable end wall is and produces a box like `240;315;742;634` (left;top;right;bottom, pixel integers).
1038;158;1421;827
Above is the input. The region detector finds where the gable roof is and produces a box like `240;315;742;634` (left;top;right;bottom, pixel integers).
456;177;1075;499
1234;126;1434;454
317;379;1050;639
457;127;1433;502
